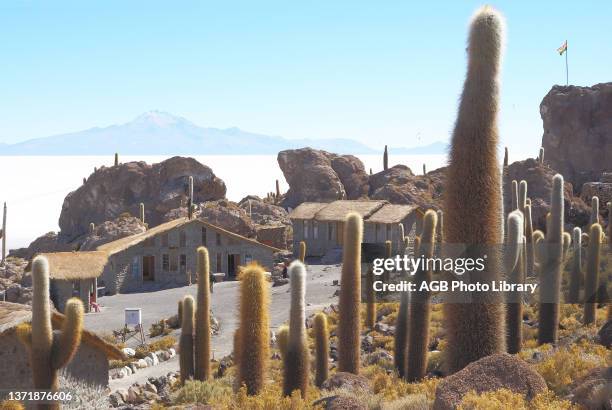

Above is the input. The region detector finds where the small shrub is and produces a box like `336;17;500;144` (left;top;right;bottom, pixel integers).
172;380;232;405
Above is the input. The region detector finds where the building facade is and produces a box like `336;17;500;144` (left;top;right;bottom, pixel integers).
290;200;420;258
43;217;282;310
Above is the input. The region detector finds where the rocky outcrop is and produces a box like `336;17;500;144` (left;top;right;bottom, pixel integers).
59;156;226;240
540;83;612;189
581;173;612;212
278;148;369;208
504;158;589;229
369;165;446;210
433;354;547;410
0;257;32;304
79;215;147;250
570;367;612;410
9;232;74;260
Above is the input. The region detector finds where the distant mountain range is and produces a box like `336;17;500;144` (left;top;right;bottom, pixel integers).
0;111;448;155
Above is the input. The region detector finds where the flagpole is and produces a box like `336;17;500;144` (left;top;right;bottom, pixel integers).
565;40;568;85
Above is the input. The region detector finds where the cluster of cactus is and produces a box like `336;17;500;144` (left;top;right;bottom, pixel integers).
442;5;506;373
16;256;84;410
178;247;212;383
282;261;310;397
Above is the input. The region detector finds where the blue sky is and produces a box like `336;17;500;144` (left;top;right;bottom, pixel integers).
0;1;609;158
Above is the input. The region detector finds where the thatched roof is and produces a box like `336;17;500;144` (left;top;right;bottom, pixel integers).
39;251;109;280
366;204;419;224
98;217;283;254
0;302;125;360
289;202;329;220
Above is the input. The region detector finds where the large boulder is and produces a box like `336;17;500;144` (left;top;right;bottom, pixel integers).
570;367;612;410
504;158;589;230
78;215;147;250
59;156;226;240
278;148;369;208
540;83;612;189
9;232;74;260
369;165;446;210
433;354;547;410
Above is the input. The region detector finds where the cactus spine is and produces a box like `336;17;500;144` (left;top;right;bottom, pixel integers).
313;312;329;387
504;211;524;354
194;247;211;381
298;240;306;263
383;145;389;171
237;264;270;395
406;210;437;381
442;6;506;373
584;223;602;325
283;261;309;397
16;256;84;410
568;227;582;303
179;295;195;383
338;212;362;374
538;174;564;345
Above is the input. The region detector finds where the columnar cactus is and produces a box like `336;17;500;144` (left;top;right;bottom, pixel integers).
436;210;444;244
16;256;84;410
406;210;437;381
283;261;309;397
504;211;524;354
398;223;405;250
590;196;600;227
139;203;145;224
276;179;281;199
394;240;413;378
524;204;535;276
89;222;95;234
276;325;289;361
584;223;602;325
442;6;506;373
313;312;329;387
538;147;544;164
538;174;564;345
298;241;306;263
511;180;519;211
503;147;508;167
518;180;527;215
338;212;363;374
383;145;389;171
114;152;119;166
568;227;582;303
179;295;195;383
194;247;211;381
237;264;270;395
188;176;194;219
423;163;427;175
365;263;376;329
562;232;572;260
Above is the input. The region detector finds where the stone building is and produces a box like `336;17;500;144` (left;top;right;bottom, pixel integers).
42;217;282;310
289;200;420;258
0;301;125;396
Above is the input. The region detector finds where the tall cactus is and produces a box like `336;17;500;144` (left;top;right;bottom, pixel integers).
423;163;427;175
518;180;527;215
237;264;270;395
338;212;363;374
406;210;437;382
436;210;444;244
538;147;544;164
503;147;508;167
442;5;506;373
179;295;195;383
139;203;145;224
590;196;600;227
584;223;602;325
313;312;329;387
283;261;309;397
383;145;389;171
568;227;582;303
524;204;535;276
194;247;211;381
394;238;415;378
365;263;376;329
114;152;119;166
276;179;281;199
16;256;84;410
538;174;564;345
276;325;289;361
504;211;524;354
562;232;572;260
398;223;405;250
298;241;306;263
511;180;519;211
187;176;194;219
89;222;95;234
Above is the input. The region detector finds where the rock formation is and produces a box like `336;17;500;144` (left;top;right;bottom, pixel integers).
540;83;612;189
59;156;226;240
277;148;369;208
369;165;445;210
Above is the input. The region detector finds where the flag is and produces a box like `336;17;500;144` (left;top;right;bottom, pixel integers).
557;40;567;55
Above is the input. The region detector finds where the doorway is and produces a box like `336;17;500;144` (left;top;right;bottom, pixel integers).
227;254;241;279
143;256;155;281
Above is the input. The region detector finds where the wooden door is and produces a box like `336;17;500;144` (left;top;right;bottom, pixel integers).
143;256;155;281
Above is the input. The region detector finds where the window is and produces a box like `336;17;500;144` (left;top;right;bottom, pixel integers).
180;254;187;273
162;254;169;271
216;252;222;272
328;222;333;241
216;232;221;246
313;221;319;239
179;230;186;247
132;256;140;277
303;220;309;239
162;233;169;247
201;227;207;246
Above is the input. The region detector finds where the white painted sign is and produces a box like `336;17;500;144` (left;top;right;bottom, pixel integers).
125;308;142;326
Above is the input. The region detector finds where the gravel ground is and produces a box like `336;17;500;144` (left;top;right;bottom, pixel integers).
83;264;341;391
